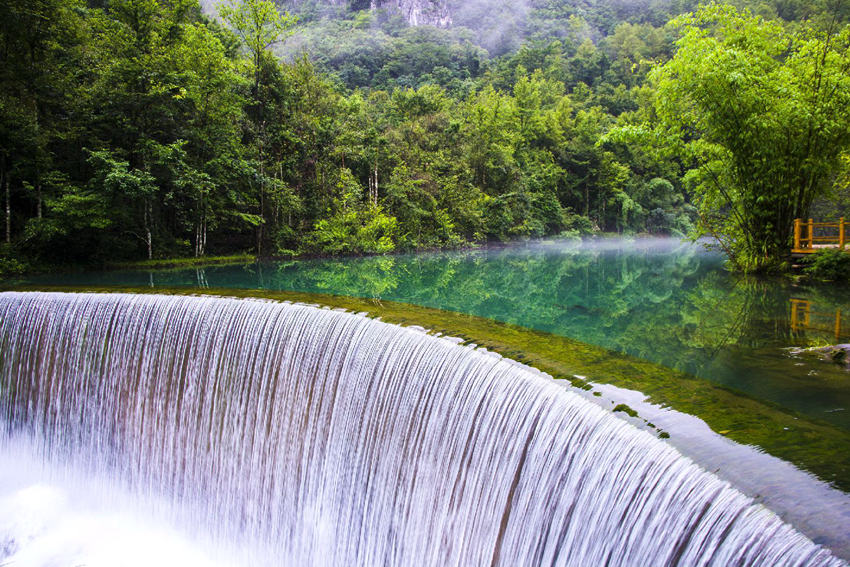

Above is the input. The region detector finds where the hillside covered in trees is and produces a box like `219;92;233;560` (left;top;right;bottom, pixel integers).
1;0;848;273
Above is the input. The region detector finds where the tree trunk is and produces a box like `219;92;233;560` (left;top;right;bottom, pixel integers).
5;175;10;245
257;130;265;256
197;215;207;258
195;194;206;258
37;183;42;219
601;197;606;229
373;161;379;206
257;180;264;256
584;185;589;217
144;198;152;260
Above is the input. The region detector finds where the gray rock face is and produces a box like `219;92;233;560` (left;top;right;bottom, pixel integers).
371;0;452;26
276;0;453;27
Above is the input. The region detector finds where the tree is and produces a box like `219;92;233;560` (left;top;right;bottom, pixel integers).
652;3;850;271
0;0;87;250
87;150;157;259
219;0;295;99
174;22;246;256
219;0;296;254
309;168;398;254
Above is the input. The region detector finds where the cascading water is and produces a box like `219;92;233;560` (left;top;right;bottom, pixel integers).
0;291;844;566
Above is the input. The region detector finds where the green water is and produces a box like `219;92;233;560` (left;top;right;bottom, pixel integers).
21;237;850;430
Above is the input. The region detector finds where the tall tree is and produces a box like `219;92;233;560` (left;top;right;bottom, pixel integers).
219;0;295;102
652;3;850;271
0;0;86;249
219;0;296;253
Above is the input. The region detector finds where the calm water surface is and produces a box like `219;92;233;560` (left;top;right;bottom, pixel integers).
23;238;850;430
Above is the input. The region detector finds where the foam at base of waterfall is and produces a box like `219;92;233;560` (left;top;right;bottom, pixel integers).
0;436;250;567
0;292;845;566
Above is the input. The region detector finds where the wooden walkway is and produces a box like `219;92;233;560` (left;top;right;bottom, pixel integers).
792;218;848;256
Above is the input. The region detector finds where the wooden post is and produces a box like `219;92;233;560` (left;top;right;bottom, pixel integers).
808;218;814;250
794;218;801;251
836;308;842;342
840;217;846;250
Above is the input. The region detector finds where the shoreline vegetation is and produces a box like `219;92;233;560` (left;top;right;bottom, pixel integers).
5;283;849;491
2;231;631;276
108;253;258;271
6;233;842;286
1;0;848;275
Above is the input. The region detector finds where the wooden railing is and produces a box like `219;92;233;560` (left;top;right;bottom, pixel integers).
793;218;847;254
790;299;844;341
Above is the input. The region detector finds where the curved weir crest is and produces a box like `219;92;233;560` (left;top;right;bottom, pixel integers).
0;291;844;566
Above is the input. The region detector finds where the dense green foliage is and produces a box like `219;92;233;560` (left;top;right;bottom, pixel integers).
0;0;847;270
650;4;850;271
805;248;850;281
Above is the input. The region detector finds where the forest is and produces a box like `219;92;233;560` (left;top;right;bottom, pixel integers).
1;0;849;273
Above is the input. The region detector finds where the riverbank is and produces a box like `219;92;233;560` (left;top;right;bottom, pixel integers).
2;232;648;279
108;254;257;271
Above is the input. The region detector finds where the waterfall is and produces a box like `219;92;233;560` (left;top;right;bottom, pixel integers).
0;291;843;566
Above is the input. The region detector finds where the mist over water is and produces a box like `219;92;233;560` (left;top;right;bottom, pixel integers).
0;292;845;565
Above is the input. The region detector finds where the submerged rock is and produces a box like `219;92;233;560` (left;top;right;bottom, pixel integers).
792;344;850;368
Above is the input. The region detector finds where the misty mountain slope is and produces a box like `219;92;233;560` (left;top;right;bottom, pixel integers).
277;0;678;92
282;0;678;36
384;0;452;26
283;0;452;26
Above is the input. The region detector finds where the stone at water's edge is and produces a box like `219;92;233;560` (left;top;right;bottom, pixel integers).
793;344;850;367
0;292;845;566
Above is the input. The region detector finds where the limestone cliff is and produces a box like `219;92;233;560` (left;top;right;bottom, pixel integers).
283;0;453;27
371;0;451;27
